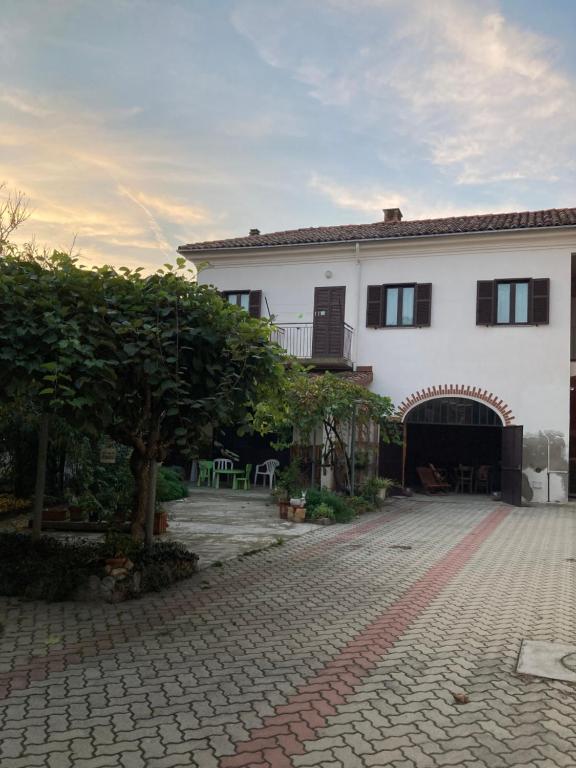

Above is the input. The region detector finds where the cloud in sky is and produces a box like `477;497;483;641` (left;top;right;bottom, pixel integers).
309;173;523;220
233;0;576;187
0;84;218;269
0;0;575;269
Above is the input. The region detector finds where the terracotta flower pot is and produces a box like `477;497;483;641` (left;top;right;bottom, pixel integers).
153;511;168;535
69;505;85;522
42;506;68;522
278;502;289;519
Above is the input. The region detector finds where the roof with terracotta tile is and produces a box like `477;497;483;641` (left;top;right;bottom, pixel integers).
178;207;576;252
311;366;373;388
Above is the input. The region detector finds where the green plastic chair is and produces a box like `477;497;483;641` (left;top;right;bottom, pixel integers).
233;464;252;490
197;460;214;487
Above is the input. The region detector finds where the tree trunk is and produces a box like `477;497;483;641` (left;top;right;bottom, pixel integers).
130;407;163;542
130;448;150;541
31;413;50;541
145;460;159;550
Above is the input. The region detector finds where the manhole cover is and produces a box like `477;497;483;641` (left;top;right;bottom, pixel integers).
517;640;576;683
561;653;576;672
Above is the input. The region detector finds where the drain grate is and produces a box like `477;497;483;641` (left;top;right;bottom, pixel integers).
517;640;576;683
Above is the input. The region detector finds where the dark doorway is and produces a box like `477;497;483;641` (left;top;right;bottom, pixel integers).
404;423;503;490
312;286;345;357
402;397;513;499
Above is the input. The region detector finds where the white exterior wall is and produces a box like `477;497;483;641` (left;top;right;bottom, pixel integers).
194;229;575;504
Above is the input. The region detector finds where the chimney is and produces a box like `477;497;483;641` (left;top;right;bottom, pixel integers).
383;208;403;223
249;228;260;236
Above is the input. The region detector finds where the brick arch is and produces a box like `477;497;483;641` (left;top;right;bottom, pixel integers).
397;384;514;426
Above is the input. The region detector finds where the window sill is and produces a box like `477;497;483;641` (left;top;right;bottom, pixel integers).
368;325;429;330
479;323;546;327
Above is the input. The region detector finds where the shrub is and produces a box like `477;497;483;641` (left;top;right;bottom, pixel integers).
0;495;30;515
345;496;374;516
156;467;188;502
0;532;198;601
0;533;101;601
137;540;198;592
307;502;335;520
305;488;355;523
275;459;304;498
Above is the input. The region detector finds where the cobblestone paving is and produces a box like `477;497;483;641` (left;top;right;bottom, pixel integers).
1;498;575;767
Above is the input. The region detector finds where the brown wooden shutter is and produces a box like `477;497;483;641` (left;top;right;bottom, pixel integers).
414;283;432;326
366;286;383;327
476;281;495;325
530;278;550;324
248;290;262;318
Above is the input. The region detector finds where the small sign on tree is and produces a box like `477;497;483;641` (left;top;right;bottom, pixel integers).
99;443;117;464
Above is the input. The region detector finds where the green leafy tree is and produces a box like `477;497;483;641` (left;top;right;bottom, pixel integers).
97;259;287;540
253;370;396;493
0;250;119;536
0;250;288;541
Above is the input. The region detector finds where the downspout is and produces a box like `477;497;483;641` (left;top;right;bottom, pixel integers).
353;242;362;367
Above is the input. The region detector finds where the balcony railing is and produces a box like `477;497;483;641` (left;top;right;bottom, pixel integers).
272;322;353;368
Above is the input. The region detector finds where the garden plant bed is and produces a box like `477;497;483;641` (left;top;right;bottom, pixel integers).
33;520;132;533
0;532;198;602
0;494;31;520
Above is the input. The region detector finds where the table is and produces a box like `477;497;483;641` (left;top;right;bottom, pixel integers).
213;468;245;489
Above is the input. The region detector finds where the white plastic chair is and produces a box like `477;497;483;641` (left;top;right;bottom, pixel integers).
254;459;280;488
213;458;233;488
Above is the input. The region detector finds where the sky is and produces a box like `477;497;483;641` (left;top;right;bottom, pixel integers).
1;0;575;271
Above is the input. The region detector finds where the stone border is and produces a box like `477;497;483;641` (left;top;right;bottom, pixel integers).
397;384;514;425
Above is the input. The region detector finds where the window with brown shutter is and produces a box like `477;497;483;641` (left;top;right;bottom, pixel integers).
366;286;383;327
531;278;550;324
476;279;549;326
248;290;262;318
222;290;262;317
476;281;495;325
415;283;432;327
366;283;431;328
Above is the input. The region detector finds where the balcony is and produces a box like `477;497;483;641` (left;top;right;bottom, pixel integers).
272;322;354;370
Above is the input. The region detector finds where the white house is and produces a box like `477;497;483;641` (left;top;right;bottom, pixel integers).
179;207;576;505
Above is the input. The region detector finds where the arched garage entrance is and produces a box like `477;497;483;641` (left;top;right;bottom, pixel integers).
380;394;523;506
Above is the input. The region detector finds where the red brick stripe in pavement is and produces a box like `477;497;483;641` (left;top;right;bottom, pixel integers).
219;506;511;768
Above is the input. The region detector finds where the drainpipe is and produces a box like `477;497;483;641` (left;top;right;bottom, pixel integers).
350;404;356;495
353;242;362;367
547;435;551;503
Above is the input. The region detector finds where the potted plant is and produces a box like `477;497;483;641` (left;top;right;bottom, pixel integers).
275;460;304;519
376;478;395;502
65;494;85;522
271;487;290;518
360;477;395;506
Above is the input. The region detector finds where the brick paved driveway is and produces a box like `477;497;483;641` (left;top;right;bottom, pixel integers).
1;498;576;768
